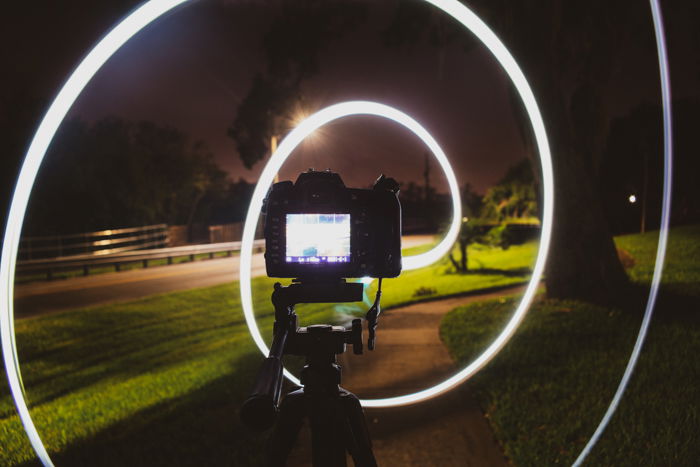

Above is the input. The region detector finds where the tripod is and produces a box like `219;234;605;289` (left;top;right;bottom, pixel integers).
240;280;378;467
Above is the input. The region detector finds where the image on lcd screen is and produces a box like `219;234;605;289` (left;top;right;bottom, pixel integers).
286;214;351;264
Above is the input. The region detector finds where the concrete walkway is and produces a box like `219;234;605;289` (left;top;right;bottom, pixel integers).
287;285;527;466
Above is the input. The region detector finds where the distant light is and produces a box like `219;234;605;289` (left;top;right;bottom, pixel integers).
629;194;637;204
462;217;469;222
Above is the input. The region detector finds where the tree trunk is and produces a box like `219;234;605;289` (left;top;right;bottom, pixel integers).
532;65;630;305
459;0;634;305
448;239;469;273
545;134;629;305
448;253;460;272
460;240;467;272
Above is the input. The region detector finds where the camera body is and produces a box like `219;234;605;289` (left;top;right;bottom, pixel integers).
263;169;402;279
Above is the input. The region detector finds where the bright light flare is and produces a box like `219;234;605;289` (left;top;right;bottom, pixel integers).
629;194;637;203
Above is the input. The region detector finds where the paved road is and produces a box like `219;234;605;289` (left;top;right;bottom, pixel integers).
13;235;435;318
285;285;527;466
13;254;267;318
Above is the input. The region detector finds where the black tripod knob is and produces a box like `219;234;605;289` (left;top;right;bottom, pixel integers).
350;319;363;355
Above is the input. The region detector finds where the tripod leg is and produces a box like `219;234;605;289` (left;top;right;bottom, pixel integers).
308;392;348;467
267;389;305;467
339;389;378;467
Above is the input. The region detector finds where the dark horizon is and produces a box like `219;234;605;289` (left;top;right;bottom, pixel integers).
64;0;527;195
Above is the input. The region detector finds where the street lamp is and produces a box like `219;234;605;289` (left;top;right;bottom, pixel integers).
272;109;312;183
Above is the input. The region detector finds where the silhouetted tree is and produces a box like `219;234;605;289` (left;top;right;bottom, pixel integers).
25;117;226;236
448;183;484;272
482;159;537;221
601;104;662;235
207;178;256;225
602;97;700;233
228;0;367;169
448;219;484;273
0;92;47;226
382;0;474;80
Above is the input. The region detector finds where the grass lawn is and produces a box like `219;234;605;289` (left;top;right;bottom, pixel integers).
441;224;700;465
615;225;700;297
0;240;537;465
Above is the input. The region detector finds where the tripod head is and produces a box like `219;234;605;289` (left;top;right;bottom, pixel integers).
240;279;366;430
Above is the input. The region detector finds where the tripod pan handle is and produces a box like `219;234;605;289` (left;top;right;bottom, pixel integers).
240;357;284;430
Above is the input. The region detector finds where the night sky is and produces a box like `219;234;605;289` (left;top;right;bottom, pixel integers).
2;1;698;196
64;0;529;194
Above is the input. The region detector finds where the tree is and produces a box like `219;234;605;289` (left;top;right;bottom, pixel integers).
601;98;700;234
468;0;653;303
448;219;483;273
383;1;656;302
482;159;538;221
228;0;367;169
410;0;641;303
601;103;663;235
25;117;227;236
206;178;257;225
447;183;484;273
382;0;474;80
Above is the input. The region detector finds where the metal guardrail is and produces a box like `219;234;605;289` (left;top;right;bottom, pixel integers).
16;239;265;280
19;224;169;259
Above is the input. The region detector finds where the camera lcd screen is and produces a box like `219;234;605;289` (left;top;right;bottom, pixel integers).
285;214;351;264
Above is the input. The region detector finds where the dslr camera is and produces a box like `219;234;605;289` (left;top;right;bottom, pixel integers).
263;169;402;279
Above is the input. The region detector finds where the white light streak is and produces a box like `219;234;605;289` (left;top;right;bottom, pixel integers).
238;101;462;388
0;0;672;461
238;0;560;406
336;0;555;408
2;0;555;437
236;0;557;409
0;1;189;465
573;0;673;463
